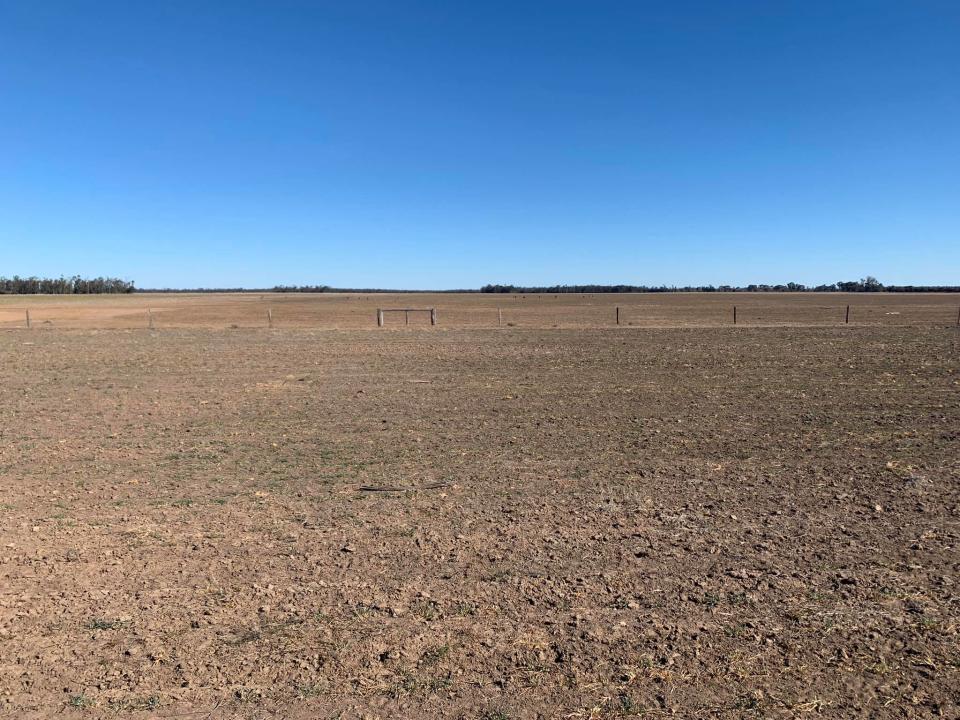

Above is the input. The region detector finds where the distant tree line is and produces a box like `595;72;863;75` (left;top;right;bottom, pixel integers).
124;276;960;294
0;276;135;294
268;285;476;293
272;285;333;293
139;287;268;293
137;285;465;293
481;277;959;293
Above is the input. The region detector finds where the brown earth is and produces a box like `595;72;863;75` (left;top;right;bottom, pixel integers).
0;291;958;330
1;295;958;719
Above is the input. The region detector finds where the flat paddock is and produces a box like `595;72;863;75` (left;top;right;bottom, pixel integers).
0;296;958;718
0;291;957;329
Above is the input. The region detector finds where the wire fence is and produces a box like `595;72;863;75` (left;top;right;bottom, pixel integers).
0;295;958;330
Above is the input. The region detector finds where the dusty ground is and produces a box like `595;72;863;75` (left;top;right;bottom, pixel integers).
0;291;958;330
1;296;958;719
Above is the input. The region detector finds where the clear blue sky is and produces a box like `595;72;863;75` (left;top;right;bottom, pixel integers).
1;1;957;289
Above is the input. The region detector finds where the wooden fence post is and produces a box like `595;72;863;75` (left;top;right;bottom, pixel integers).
377;309;384;327
845;305;850;324
498;308;502;327
430;308;437;325
616;306;620;325
733;306;737;325
25;309;31;329
404;310;409;325
267;308;273;328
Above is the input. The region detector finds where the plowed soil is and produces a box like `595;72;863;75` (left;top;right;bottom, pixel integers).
1;298;958;718
0;291;958;330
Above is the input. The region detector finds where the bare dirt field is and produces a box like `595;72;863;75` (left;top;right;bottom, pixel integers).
0;291;958;330
1;294;958;719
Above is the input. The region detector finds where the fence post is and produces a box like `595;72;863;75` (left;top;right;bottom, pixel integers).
845;305;850;324
430;308;437;325
404;310;409;325
148;308;154;330
498;308;502;327
377;309;384;327
733;306;737;325
267;308;273;328
25;309;31;329
616;306;620;325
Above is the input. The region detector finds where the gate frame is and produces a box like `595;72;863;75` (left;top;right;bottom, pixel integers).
377;308;436;326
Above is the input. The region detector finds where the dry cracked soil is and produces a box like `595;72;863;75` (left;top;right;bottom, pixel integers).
1;320;958;719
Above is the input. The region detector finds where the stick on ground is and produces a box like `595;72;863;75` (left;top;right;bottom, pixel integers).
357;482;450;492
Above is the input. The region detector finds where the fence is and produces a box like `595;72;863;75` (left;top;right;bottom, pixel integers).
376;308;437;327
1;295;958;331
